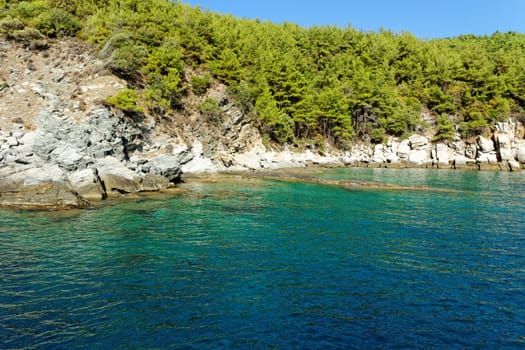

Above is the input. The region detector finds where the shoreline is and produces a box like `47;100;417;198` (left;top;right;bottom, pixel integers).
1;158;522;212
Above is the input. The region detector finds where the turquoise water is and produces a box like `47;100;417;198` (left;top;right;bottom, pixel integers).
1;168;524;349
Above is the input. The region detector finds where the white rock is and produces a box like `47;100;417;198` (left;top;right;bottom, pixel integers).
408;134;429;150
477;152;498;164
6;136;18;147
397;140;411;160
517;143;525;164
408;149;430;165
508;160;521;172
477;135;494;153
435;143;450;166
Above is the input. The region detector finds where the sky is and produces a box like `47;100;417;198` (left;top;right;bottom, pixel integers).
181;0;525;39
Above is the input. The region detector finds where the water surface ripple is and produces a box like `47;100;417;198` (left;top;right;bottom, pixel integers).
1;168;524;349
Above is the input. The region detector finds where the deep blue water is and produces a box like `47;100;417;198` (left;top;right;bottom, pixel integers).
1;168;524;349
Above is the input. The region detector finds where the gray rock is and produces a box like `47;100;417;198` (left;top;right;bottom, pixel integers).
148;154;182;182
51;143;88;171
140;173;170;191
495;133;512;161
68;168;106;201
95;157;142;194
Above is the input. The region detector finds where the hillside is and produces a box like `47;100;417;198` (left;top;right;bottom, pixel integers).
1;0;525;209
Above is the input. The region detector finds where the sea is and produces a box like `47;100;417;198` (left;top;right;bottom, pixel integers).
1;168;524;349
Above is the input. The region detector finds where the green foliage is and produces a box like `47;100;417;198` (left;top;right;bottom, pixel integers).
198;97;223;123
255;85;294;143
0;16;24;38
106;88;143;114
34;8;80;37
370;128;386;144
433;114;456;142
101;33;148;81
11;1;49;19
191;74;211;95
3;0;525;147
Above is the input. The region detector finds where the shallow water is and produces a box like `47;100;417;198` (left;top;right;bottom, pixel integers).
1;168;524;349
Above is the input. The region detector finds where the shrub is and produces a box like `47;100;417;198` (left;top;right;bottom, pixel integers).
433;114;456;142
101;33;148;81
370;128;386;144
198;97;223;123
106;88;144;114
13;1;49;19
34;8;81;38
0;16;24;38
191;74;211;95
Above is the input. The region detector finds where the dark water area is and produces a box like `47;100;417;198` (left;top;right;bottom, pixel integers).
1;168;524;349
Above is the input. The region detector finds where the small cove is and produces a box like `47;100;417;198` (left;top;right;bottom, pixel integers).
1;168;524;349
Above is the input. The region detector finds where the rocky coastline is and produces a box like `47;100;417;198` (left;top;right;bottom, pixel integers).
1;39;524;210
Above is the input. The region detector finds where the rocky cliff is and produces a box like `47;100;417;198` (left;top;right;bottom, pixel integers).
1;39;524;209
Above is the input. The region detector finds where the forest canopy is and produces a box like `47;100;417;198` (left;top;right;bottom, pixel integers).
2;0;525;147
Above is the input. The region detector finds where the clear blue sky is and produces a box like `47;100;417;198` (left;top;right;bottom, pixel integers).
181;0;525;39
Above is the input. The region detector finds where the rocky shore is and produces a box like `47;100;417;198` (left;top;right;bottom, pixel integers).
1;39;524;210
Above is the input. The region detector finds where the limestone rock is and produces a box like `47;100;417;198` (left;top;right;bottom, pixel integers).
450;155;471;168
477;152;498;164
148;154;182;182
507;160;521;172
408;150;430;165
68;168;105;201
477;136;495;153
397;140;411;160
95;157;141;194
465;143;477;159
372;144;386;163
408;134;429;151
434;143;450;166
140;173;170;191
495;133;512;161
517;143;525;164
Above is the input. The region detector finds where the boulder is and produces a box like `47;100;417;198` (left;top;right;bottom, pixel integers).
495;133;512;161
408;134;429;150
434;143;450;166
408;149;430;165
372;144;386;163
0;164;81;209
397;140;411;160
507;160;521;172
517;143;525;164
477;152;498;164
465;143;477;159
68;168;106;201
477;136;494;153
6;136;18;147
140;173;170;191
450;155;470;168
148;154;182;182
95;157;141;194
51;143;89;171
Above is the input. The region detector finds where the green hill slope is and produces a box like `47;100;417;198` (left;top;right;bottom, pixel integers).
2;0;525;148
